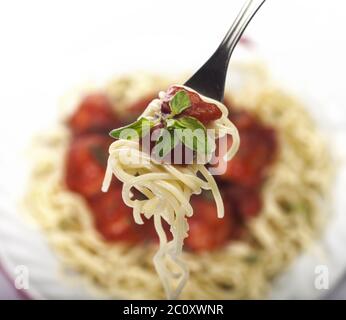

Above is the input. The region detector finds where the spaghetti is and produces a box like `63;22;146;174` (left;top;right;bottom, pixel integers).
24;65;332;299
101;86;239;299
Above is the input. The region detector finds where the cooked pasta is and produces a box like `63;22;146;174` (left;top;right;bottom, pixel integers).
101;86;239;299
24;64;332;299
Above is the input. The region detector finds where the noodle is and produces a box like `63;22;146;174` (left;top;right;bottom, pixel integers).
24;66;332;299
101;87;240;299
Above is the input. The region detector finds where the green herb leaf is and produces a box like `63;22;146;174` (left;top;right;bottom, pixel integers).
176;127;209;155
152;129;179;158
165;118;176;128
175;116;206;131
169;90;191;115
109;117;154;140
166;116;213;155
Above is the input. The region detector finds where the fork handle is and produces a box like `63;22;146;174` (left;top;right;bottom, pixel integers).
184;0;265;101
219;0;265;57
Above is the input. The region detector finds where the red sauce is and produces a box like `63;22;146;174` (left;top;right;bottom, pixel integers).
65;134;113;197
184;195;234;252
64;91;278;251
161;86;222;124
226;185;262;221
87;185;143;244
68;93;120;135
221;110;277;188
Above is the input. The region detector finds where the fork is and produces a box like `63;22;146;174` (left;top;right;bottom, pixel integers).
184;0;266;102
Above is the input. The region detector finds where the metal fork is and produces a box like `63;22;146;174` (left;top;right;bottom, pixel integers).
184;0;266;102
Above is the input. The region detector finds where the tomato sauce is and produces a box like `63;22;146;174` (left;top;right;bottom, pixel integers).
65;134;113;197
161;85;222;124
222;109;277;188
64;91;278;252
68;93;120;135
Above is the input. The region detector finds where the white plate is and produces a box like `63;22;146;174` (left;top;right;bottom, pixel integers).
0;0;346;299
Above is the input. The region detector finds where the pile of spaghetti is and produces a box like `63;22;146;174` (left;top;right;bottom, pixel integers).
25;64;332;299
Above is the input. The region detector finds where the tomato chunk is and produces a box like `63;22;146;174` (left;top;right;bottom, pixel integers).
161;86;222;124
184;196;233;252
216;110;277;187
65;134;112;197
226;185;262;220
87;185;142;243
68;93;119;135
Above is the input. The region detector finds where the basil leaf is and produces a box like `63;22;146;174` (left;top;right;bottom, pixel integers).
166;116;205;131
175;116;206;131
169;90;191;115
167;116;213;155
165;118;175;128
175;127;209;155
109;117;154;140
152;129;179;158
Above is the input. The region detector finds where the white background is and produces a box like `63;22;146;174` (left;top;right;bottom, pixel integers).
0;0;345;155
0;0;345;299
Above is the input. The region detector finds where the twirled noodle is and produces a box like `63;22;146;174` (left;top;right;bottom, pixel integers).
101;86;240;299
24;67;332;299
